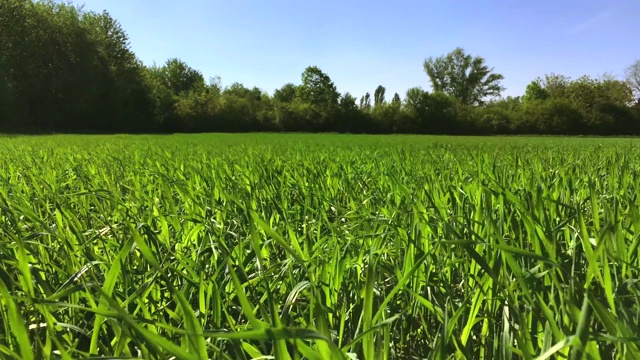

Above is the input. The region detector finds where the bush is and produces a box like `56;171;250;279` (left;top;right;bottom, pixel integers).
519;99;584;134
476;107;513;134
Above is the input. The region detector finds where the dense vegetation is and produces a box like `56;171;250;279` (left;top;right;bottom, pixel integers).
2;0;640;135
1;133;640;359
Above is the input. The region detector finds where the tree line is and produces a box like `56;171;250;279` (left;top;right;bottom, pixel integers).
2;0;640;135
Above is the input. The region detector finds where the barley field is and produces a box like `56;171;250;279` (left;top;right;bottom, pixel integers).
1;134;639;359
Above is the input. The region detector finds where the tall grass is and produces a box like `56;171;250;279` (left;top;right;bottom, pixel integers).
0;134;639;359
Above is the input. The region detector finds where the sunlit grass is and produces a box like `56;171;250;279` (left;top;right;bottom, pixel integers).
0;133;639;359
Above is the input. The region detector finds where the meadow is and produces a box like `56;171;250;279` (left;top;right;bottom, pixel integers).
0;133;639;359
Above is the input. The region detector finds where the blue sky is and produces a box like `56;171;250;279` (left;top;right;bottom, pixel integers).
82;0;640;99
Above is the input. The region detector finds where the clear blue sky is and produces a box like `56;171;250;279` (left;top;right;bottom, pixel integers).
82;0;640;99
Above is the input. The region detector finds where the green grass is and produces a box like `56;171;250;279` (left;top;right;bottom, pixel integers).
1;133;639;359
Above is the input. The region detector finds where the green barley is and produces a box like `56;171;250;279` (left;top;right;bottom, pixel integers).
0;134;638;359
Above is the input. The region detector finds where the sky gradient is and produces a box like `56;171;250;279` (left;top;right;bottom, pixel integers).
82;0;640;99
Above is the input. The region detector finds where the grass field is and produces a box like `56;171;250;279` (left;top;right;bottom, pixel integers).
1;133;639;359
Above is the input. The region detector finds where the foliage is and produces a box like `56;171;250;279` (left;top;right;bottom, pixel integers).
476;106;513;134
423;47;504;106
523;80;550;104
297;66;339;110
391;93;401;106
519;99;584;134
402;87;430;132
0;0;153;132
273;83;298;104
539;73;571;99
529;74;636;133
359;92;372;111
373;85;386;107
0;1;639;135
151;58;206;96
625;59;640;101
337;92;369;133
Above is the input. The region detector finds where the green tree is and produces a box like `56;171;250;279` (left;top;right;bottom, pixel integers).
600;76;633;104
403;87;430;132
219;83;274;131
568;75;634;132
83;10;155;132
150;58;205;96
404;88;428;113
427;92;461;133
391;93;401;106
423;47;504;106
522;80;549;103
0;1;153;132
478;96;521;134
174;90;221;132
477;107;512;134
143;66;177;130
144;58;208;131
0;0;90;130
294;66;339;130
208;76;223;96
374;85;386;107
297;66;339;110
274;100;321;132
339;92;358;113
522;73;635;134
274;83;298;103
372;92;404;133
520;98;583;134
360;92;371;111
540;73;570;99
338;92;367;133
0;0;36;129
625;60;640;102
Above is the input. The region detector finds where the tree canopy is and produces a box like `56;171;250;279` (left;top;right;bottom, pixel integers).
423;47;505;106
626;60;640;103
1;1;639;136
